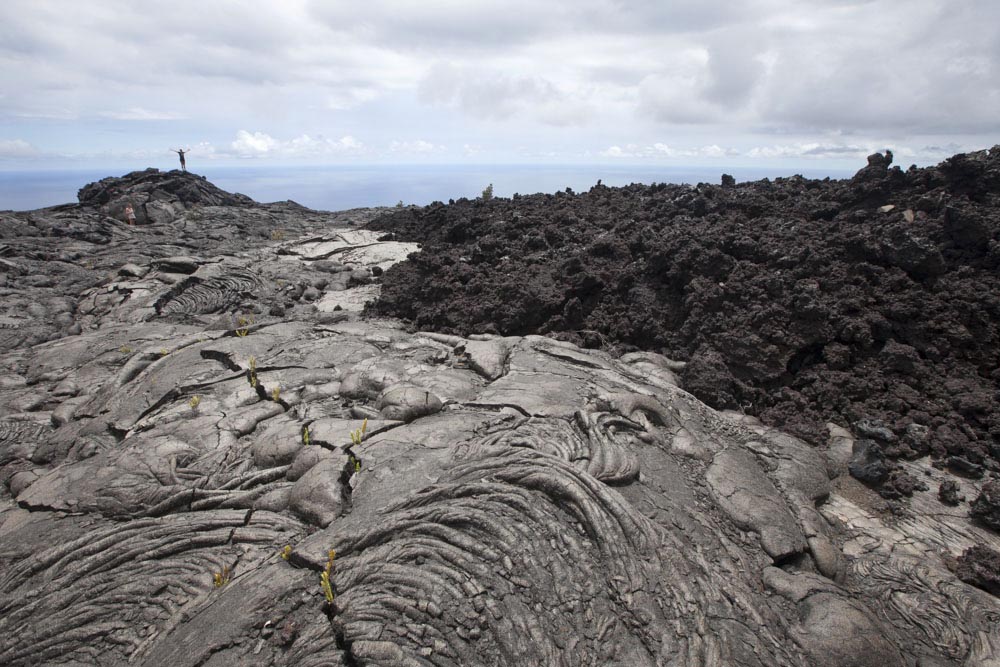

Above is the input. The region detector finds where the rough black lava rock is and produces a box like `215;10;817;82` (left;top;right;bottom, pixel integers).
939;479;965;505
849;439;890;484
368;147;1000;473
954;544;1000;596
971;479;1000;531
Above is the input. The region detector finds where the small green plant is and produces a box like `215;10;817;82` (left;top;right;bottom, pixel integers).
349;418;368;447
247;356;258;388
481;183;494;201
189;395;201;410
319;549;336;603
235;314;254;337
348;452;361;474
213;565;231;588
280;545;292;561
302;425;311;446
159;348;169;357
271;386;281;402
320;571;333;604
270;229;285;241
119;345;132;354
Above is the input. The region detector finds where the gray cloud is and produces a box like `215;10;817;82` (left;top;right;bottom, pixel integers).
0;0;997;167
418;63;593;125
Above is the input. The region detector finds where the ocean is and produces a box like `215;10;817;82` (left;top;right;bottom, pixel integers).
0;164;854;212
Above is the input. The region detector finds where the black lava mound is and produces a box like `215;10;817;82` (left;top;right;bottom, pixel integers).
368;147;1000;470
78;168;254;209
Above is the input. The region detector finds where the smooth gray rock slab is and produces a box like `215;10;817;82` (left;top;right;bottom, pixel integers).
375;383;443;422
287;457;347;527
706;447;807;561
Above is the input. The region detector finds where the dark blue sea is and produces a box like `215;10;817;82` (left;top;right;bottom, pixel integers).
0;164;854;212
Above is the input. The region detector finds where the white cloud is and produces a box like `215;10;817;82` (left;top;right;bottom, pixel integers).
231;131;279;156
389;139;442;154
99;107;186;121
228;131;366;159
601;143;739;159
747;142;885;160
0;139;39;158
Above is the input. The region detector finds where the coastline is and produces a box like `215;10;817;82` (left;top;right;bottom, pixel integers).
0;163;855;213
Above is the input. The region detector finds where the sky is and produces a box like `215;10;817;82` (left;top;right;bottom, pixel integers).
0;0;998;171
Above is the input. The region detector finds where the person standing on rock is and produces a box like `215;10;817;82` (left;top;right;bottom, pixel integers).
171;148;189;171
123;203;136;226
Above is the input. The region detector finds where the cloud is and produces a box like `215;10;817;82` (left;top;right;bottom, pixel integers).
600;143;739;159
0;138;39;158
747;143;875;159
388;139;443;154
753;2;1000;134
743;141;943;162
99;107;186;121
230;131;279;156
305;1;761;52
0;0;998;167
418;62;592;125
228;131;366;159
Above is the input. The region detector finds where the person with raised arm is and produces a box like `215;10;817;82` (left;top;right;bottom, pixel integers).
171;148;190;171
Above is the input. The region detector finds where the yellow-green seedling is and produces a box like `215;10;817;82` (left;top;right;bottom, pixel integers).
270;229;285;241
319;549;336;603
280;545;292;561
159;348;169;357
271;386;281;402
213;565;231;588
302;425;311;446
247;356;258;388
235;314;254;337
349;418;368;447
320;570;334;604
189;395;201;410
119;345;132;354
348;453;361;474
